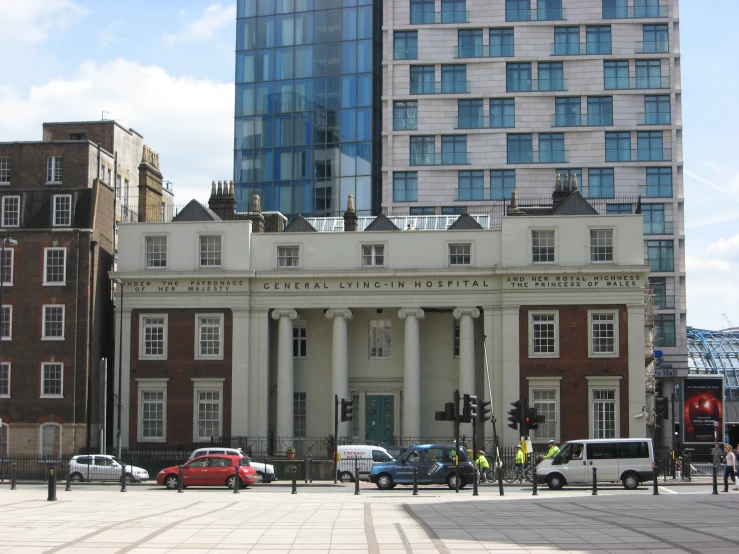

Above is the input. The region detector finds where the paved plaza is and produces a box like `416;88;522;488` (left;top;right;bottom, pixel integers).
0;479;736;553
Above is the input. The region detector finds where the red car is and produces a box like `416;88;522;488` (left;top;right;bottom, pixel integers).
157;454;258;490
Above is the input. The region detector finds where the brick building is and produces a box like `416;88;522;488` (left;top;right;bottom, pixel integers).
0;121;168;455
112;181;652;454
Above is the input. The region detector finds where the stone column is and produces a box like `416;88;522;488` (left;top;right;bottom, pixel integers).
231;308;250;437
326;309;353;438
271;309;298;446
399;309;425;440
454;307;480;436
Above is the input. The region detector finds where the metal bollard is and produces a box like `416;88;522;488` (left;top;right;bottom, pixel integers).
472;465;478;496
412;467;418;496
686;453;692;482
47;466;57;501
307;455;312;483
712;465;718;495
178;465;184;494
305;456;309;483
354;463;360;496
120;464;127;493
11;463;17;490
65;469;71;492
532;462;538;496
652;466;659;495
291;466;297;494
591;467;598;496
497;464;504;496
233;464;240;494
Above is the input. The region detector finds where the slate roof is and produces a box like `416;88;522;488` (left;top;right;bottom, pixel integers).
365;213;400;231
283;214;318;232
172;200;221;222
551;192;598;216
448;212;484;230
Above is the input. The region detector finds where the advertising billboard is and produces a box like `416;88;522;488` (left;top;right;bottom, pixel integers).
683;377;724;444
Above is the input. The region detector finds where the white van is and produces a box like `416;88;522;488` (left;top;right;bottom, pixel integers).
535;438;654;490
336;445;395;482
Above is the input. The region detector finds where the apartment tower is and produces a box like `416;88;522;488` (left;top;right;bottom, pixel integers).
233;0;686;413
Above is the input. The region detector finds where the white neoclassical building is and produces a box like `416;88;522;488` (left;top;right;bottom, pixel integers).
112;186;651;453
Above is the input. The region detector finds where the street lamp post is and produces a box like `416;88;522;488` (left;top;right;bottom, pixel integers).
0;238;18;376
112;279;124;458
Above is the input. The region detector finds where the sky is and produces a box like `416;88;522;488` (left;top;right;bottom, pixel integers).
0;0;737;331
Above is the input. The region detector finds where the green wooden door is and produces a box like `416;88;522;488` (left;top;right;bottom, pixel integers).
365;395;394;443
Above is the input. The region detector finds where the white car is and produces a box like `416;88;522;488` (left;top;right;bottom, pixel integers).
188;448;277;483
68;455;149;482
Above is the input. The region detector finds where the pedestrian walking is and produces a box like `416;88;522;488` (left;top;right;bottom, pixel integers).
476;450;490;483
514;445;525;483
724;444;736;492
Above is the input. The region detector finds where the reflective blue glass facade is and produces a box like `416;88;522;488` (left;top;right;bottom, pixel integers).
235;0;383;216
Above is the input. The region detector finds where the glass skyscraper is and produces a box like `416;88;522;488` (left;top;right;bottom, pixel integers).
235;0;382;216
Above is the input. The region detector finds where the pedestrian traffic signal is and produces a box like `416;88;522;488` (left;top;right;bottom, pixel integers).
340;398;353;422
655;396;669;419
469;395;479;420
435;402;456;421
507;400;522;430
478;399;492;423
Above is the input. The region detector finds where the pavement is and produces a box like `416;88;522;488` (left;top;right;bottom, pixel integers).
0;476;736;553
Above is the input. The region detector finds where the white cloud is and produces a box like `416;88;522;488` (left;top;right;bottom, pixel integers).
707;234;739;257
685;256;732;273
0;0;89;43
166;4;235;44
0;59;233;203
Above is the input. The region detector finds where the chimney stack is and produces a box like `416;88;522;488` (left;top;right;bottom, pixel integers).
343;193;358;231
208;178;237;220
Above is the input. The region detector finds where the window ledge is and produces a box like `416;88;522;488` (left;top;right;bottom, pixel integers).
43;282;66;287
40;394;64;399
41;337;65;341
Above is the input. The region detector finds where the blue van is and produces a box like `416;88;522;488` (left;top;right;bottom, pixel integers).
369;444;476;489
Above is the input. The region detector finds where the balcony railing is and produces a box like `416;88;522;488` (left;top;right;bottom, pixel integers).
454;45;514;58
410;10;469;24
635;40;669;54
604;76;670;90
507;78;567;92
410;81;470;95
410;152;470;165
602;4;668;19
605;148;672;162
507;150;568;164
506;7;566;21
637;112;671;125
550;42;612;56
393;47;418;60
454;115;515;129
644;221;675;235
552;113;613;127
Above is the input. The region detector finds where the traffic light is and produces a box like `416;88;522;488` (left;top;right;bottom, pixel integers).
462;394;478;423
655;396;669;419
340;398;353;422
435;402;456;421
478;399;492;423
526;407;545;430
507;400;522;430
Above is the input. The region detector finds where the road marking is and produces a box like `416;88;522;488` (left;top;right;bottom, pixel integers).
364;503;381;554
395;523;413;553
659;486;678;494
402;503;452;554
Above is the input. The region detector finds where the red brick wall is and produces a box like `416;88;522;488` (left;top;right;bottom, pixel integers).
43;122;116;153
519;305;629;442
0;142;95;191
128;309;233;447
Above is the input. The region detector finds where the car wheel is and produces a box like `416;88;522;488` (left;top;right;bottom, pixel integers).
622;472;640;490
340;471;354;483
164;474;179;490
547;474;565;490
376;473;393;490
70;472;84;483
447;473;466;490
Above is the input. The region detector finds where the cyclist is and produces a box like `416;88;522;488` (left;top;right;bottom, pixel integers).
476;450;490;483
543;439;560;460
514;445;525;483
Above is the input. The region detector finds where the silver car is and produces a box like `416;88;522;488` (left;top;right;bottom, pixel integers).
68;455;149;482
188;448;277;483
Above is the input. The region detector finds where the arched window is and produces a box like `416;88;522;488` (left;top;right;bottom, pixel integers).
39;423;62;457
